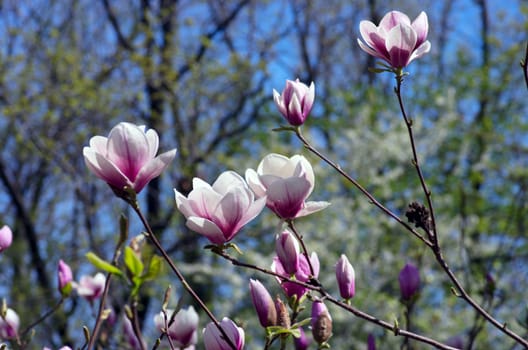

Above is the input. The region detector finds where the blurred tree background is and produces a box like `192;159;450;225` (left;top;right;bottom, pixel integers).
0;0;527;348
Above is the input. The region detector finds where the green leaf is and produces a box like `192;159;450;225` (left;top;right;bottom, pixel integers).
85;252;123;276
124;246;144;277
143;255;163;281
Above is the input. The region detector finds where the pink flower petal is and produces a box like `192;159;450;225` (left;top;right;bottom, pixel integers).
133;148;176;192
186;217;226;244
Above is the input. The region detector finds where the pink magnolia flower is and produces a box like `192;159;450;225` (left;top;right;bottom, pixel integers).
72;272;106;302
249;279;277;328
58;260;73;295
153;306;199;348
203;317;245;350
399;262;421;300
175;171;266;245
273;79;315;126
0;225;12;253
245;153;329;220
83;122;177;194
358;11;430;69
335;254;355;299
271;252;319;299
275;230;300;275
0;308;19;340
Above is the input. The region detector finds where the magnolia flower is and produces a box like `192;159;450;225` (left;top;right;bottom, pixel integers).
72;272;106;302
399;262;421;300
367;334;376;350
273;79;315;126
83;122;176;194
358;10;430;69
175;171;266;245
311;300;332;344
203;317;245;350
271;252;320;298
335;254;355;299
58;260;73;295
275;230;300;275
0;308;19;340
0;225;12;253
154;306;199;348
245;153;329;220
249;279;277;328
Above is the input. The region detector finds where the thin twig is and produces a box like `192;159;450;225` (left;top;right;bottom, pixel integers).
293;127;433;247
287;220;315;277
394;75;528;348
130;202;237;350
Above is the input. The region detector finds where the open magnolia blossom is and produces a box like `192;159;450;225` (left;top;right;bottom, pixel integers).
245;153;330;220
357;10;430;69
153;306;199;348
83;122;176;194
72;272;106;302
175;171;266;245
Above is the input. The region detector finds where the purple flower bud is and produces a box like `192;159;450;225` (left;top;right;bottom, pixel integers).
275;230;300;275
445;335;465;349
271;252;320;298
311;300;332;344
203;317;245;350
367;333;376;350
273;79;315;126
84;122;177;194
249;279;277;327
58;260;73;295
398;263;420;300
0;307;19;340
335;254;355;299
294;327;310;350
0;225;13;253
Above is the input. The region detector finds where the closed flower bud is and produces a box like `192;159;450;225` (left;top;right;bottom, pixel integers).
58;260;73;295
311;300;332;344
273;79;315;126
335;254;355;299
367;333;376;350
294;327;310;350
153;306;199;348
399;263;420;301
275;230;300;275
203;317;245;350
249;279;277;327
274;297;291;329
0;225;12;253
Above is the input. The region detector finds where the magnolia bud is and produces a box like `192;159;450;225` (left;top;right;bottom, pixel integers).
275;297;291;329
399;263;420;301
275;230;300;275
367;333;376;350
294;327;310;350
311;300;332;344
249;279;277;327
57;260;73;295
335;254;355;299
0;225;12;253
